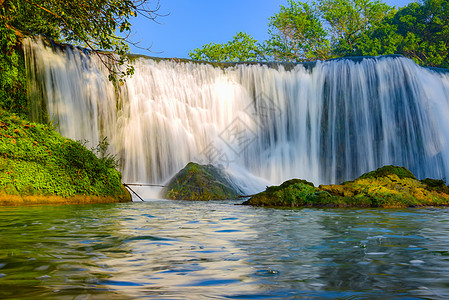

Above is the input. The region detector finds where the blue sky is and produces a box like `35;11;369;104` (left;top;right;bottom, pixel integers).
130;0;415;58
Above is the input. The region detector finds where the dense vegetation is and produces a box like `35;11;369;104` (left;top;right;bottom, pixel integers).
189;0;449;69
0;109;131;204
0;19;28;117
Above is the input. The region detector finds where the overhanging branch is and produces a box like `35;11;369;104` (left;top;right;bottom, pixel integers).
22;0;126;76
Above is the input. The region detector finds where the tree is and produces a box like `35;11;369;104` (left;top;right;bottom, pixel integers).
276;0;448;67
393;0;449;68
317;0;392;56
356;0;449;68
188;32;262;62
353;11;403;57
262;0;392;61
263;0;330;62
1;0;161;81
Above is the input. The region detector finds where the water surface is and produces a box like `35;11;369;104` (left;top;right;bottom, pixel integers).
1;201;449;299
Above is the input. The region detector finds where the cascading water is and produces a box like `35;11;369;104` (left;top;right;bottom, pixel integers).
23;37;449;194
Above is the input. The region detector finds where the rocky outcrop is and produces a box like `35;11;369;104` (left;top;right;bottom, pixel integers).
243;165;449;208
162;162;241;201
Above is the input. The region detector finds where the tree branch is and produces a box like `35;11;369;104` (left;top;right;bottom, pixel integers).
22;0;130;76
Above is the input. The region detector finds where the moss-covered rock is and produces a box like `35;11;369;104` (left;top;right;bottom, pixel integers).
420;178;449;194
0;110;131;205
243;165;449;208
356;165;417;181
162;162;241;201
242;179;322;207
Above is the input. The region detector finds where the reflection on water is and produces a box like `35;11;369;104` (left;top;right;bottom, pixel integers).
1;201;449;299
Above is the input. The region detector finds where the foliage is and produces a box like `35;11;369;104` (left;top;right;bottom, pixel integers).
371;0;449;68
244;166;449;208
1;0;160;82
188;32;263;62
262;0;392;61
267;0;449;67
353;11;403;56
319;0;392;56
264;0;331;62
0;109;129;200
0;21;28;116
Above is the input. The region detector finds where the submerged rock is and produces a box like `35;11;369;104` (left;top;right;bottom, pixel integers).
243;165;449;208
162;162;241;201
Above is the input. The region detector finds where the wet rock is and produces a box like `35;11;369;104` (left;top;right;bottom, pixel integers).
243;165;449;208
162;162;241;201
242;179;319;207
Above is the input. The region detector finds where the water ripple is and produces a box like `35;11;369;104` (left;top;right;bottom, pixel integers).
1;203;449;299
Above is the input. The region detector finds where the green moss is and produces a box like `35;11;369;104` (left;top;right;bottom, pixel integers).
162;162;241;201
0;110;130;202
243;179;320;207
244;166;449;208
322;173;449;208
421;178;449;194
357;165;417;180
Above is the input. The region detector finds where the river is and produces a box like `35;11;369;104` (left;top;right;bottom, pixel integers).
1;199;449;299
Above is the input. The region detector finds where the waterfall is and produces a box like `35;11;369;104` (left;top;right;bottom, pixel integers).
23;37;449;193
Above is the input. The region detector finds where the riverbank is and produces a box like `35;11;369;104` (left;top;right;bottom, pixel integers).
0;110;131;206
0;191;131;206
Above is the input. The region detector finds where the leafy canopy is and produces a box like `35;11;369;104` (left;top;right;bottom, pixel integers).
189;32;262;62
264;0;330;62
263;0;393;61
382;0;449;68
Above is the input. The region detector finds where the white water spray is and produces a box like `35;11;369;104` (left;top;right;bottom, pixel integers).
23;37;449;193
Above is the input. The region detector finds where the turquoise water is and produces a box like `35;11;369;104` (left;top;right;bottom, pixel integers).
1;200;449;299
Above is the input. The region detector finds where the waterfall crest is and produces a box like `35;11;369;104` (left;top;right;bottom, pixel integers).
23;37;449;193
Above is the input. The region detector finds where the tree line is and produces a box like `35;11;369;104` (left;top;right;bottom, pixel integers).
189;0;449;69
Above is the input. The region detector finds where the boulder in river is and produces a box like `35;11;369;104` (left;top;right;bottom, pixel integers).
162;162;241;201
243;165;449;208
